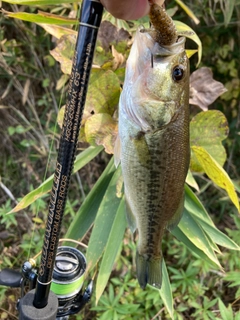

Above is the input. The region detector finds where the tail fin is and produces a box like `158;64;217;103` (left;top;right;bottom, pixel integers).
136;252;162;289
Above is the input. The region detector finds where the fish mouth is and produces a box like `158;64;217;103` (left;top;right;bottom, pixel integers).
152;36;186;56
140;26;186;56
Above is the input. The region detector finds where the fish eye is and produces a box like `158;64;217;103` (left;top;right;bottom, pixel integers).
172;65;185;81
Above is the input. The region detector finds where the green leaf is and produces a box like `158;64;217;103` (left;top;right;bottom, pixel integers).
218;299;234;320
171;226;220;268
185;184;214;226
174;20;202;65
3;10;78;25
185;185;240;250
86;165;122;272
224;271;240;287
85;113;118;154
66;157;116;240
192;146;239;211
175;0;200;24
2;0;79;5
50;34;76;75
190;110;228;172
159;259;174;319
220;0;236;27
96;197;126;303
8;146;103;214
84;70;120;116
191;214;240;251
178;209;222;268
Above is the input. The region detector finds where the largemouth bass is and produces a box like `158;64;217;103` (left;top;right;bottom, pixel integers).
117;4;190;289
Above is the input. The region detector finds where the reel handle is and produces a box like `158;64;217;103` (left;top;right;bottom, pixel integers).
0;268;22;288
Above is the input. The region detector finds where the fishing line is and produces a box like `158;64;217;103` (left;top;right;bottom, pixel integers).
27;3;82;263
31;238;88;262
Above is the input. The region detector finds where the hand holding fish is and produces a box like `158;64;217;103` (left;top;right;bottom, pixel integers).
100;0;165;20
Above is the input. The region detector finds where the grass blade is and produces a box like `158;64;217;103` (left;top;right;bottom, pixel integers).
172;225;221;269
185;184;215;226
96;197;126;303
8;146;103;214
178;209;221;267
191;214;240;251
185;185;239;251
66;157;116;240
86;165;122;272
159;259;174;319
175;0;200;24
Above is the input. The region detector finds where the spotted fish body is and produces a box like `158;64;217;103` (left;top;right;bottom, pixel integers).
117;4;190;289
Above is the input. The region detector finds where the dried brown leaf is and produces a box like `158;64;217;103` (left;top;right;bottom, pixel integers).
98;20;131;51
190;67;227;110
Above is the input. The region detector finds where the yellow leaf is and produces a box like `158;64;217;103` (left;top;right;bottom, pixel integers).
186;170;199;191
39;24;76;39
190;110;228;172
175;0;200;24
32;217;44;224
192;146;239;211
50;34;76;75
85;113;118;154
57;105;65;128
186;49;198;59
174;20;202;66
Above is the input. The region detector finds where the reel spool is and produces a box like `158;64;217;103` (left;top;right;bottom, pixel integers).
51;246;87;317
0;245;91;319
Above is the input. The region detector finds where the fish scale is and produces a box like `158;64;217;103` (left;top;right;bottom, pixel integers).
117;4;190;289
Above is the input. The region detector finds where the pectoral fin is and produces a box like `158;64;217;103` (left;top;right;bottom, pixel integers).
125;194;137;233
167;193;184;231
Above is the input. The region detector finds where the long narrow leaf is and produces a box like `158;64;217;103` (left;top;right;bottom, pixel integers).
8;146;103;213
178;209;221;267
159;259;174;319
174;20;202;65
171;226;221;268
175;0;200;24
66;157;116;240
185;184;215;226
221;0;236;27
96;197;126;303
86;165;122;272
2;0;79;5
191;214;240;251
3;10;78;24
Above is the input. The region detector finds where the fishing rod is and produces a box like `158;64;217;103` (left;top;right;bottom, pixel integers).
0;0;103;318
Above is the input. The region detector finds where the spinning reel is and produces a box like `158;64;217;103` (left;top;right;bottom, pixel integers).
0;246;92;319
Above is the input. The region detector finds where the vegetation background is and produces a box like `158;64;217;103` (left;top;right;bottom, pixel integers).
0;0;240;319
